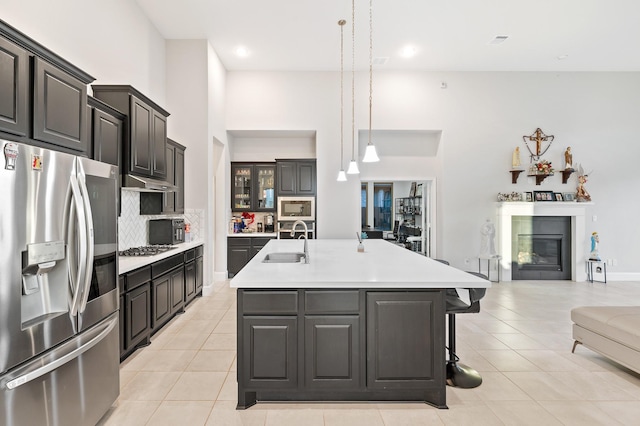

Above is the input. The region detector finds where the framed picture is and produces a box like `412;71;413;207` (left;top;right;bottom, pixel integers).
525;192;533;202
410;182;417;197
554;192;563;202
563;192;575;202
534;190;555;201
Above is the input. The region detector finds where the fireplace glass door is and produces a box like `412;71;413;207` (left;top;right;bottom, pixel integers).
512;216;571;280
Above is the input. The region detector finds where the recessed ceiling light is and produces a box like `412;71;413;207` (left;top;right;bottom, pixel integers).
235;46;250;57
557;54;569;60
373;57;389;65
488;35;509;45
400;46;417;58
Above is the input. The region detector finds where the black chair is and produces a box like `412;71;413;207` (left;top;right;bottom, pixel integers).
433;258;487;388
391;220;400;240
445;271;487;388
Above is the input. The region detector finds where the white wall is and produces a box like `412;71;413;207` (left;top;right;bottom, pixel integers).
165;40;229;286
227;71;640;276
2;0;167;103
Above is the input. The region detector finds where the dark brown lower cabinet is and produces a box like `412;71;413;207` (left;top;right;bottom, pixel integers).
241;316;297;389
152;273;171;329
185;260;196;304
366;292;442;389
228;237;275;277
119;245;203;361
195;249;204;294
305;315;360;389
237;289;445;409
125;282;152;349
152;265;184;331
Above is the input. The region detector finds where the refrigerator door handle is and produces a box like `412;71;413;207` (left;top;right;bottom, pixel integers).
4;315;117;390
76;167;95;315
68;175;88;317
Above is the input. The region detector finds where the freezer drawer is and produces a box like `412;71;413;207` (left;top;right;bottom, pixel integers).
0;312;119;426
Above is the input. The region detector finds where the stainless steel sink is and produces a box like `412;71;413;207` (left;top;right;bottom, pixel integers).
262;252;306;263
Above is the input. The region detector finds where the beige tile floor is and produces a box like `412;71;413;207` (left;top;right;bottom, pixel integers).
98;279;640;425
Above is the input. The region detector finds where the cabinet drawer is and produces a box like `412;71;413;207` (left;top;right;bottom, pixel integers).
195;245;203;258
241;290;298;315
184;248;195;263
228;237;251;247
125;266;151;292
152;253;183;278
252;237;274;247
305;291;360;314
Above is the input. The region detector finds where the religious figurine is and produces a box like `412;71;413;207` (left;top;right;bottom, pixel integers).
523;127;554;161
479;219;497;258
590;232;601;261
564;147;573;170
576;165;591;202
512;147;521;169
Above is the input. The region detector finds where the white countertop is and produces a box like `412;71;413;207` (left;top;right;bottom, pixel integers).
227;232;278;238
230;239;490;289
119;240;203;274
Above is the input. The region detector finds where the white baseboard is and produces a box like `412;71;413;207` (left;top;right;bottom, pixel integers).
606;272;640;282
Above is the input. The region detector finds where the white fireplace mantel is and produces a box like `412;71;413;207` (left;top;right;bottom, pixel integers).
496;202;592;281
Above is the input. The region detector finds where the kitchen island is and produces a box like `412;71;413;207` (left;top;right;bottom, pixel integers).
231;239;489;409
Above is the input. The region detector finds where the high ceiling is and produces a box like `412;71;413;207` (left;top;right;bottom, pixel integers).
135;0;640;72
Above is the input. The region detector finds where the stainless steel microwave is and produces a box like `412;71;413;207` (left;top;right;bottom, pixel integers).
277;197;315;221
149;218;185;244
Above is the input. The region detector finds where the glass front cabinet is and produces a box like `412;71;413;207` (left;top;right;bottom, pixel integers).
231;163;276;212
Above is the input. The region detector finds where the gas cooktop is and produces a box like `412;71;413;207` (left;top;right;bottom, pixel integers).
118;245;175;257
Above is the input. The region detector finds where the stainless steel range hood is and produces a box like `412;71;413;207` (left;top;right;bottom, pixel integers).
122;174;176;192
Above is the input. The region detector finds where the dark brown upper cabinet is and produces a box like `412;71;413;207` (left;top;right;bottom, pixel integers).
32;57;88;153
0;36;29;137
276;159;316;196
163;138;186;214
92;85;169;180
88;96;123;167
1;19;94;153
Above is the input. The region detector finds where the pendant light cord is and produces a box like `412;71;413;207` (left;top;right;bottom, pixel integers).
368;0;373;146
339;20;345;168
351;0;356;161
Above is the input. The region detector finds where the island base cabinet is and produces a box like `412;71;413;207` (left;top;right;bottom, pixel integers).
305;315;360;389
236;289;446;409
366;292;445;393
240;316;297;389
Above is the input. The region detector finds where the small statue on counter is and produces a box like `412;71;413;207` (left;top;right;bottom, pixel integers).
479;219;498;258
590;232;601;261
564;146;573;170
512;147;522;169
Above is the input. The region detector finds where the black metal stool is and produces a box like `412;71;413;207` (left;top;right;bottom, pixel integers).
445;271;487;388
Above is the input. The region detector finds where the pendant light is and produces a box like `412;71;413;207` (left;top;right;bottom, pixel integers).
347;0;360;174
337;19;347;182
362;0;379;163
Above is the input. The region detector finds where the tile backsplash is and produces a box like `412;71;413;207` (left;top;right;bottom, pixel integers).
118;190;204;250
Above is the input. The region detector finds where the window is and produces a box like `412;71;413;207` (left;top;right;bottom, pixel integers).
373;183;392;231
361;183;368;227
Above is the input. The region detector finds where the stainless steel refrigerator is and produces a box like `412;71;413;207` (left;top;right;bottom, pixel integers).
1;140;120;425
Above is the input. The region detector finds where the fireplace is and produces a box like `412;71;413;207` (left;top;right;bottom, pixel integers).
496;202;588;281
511;216;571;280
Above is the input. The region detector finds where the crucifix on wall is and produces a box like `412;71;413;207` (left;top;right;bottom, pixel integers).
523;128;554;161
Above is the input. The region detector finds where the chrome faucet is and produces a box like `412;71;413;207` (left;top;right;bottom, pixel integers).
291;220;309;263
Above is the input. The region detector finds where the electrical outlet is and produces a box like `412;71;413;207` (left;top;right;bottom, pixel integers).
607;259;613;266
613;259;618;266
592;215;597;222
